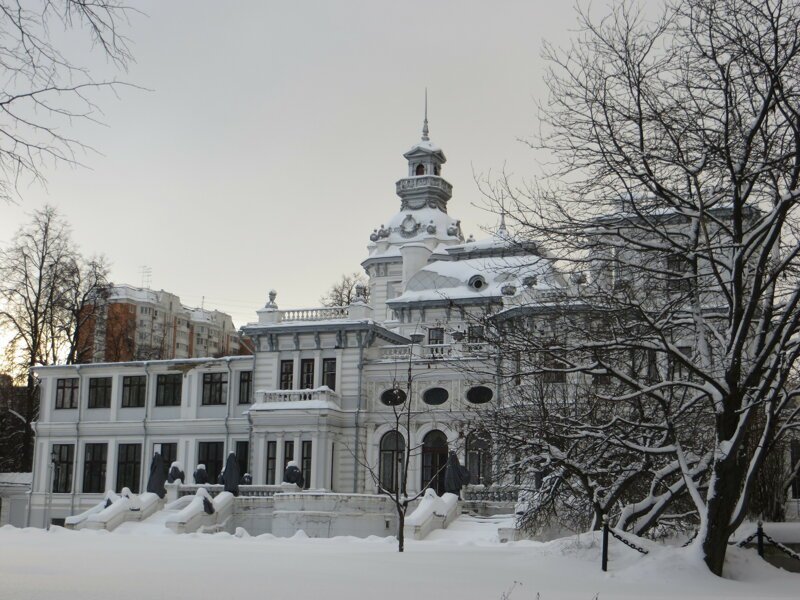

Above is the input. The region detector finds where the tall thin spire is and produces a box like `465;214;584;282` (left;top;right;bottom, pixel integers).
421;88;430;141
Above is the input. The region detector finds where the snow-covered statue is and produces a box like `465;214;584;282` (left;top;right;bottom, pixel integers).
193;464;209;485
168;461;185;484
443;451;471;496
240;473;253;485
283;460;305;488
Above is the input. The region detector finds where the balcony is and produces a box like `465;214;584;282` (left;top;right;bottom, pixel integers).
395;176;453;195
377;342;489;361
280;306;349;322
256;387;339;404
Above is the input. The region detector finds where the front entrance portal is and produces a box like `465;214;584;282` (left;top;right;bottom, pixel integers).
421;430;448;496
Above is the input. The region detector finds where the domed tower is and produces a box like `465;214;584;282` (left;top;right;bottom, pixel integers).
363;96;464;322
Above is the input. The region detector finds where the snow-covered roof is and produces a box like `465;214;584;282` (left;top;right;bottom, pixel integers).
364;207;463;261
389;254;561;305
405;139;443;155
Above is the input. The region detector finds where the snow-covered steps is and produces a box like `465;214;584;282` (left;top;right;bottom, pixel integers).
404;489;460;540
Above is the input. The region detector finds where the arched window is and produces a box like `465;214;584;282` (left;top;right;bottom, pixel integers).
421;430;448;495
379;431;405;493
466;431;493;485
415;163;425;176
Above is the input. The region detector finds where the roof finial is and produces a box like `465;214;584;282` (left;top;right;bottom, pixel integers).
421;88;430;141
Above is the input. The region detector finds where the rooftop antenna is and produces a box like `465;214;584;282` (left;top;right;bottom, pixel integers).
421;88;429;141
140;266;152;289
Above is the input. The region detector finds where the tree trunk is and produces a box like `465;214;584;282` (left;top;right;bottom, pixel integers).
702;455;745;576
397;508;405;552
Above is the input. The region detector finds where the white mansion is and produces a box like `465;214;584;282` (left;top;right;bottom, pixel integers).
26;118;562;528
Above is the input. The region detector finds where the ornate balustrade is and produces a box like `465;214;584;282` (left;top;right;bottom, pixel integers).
395;176;453;194
280;306;349;322
462;485;520;503
256;387;339;404
378;342;491;361
177;484;293;498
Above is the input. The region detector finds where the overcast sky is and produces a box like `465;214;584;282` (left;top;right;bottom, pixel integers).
0;0;580;326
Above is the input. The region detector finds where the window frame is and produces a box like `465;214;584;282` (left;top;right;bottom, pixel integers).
82;443;108;493
55;378;79;410
87;377;112;409
301;440;312;490
116;443;142;493
266;440;277;485
201;372;228;406
300;358;315;389
51;444;74;493
279;360;293;390
238;370;253;404
121;375;146;408
155;373;182;407
321;358;336;391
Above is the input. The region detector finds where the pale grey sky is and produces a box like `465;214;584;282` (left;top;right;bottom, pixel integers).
0;0;580;326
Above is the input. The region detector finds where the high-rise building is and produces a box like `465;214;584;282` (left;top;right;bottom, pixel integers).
77;285;242;362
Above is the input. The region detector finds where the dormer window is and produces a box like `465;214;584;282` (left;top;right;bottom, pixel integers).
415;164;425;176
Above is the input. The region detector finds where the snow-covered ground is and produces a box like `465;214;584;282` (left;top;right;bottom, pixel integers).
1;515;798;599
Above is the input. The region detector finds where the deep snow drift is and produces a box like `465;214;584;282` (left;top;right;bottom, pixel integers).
0;516;797;600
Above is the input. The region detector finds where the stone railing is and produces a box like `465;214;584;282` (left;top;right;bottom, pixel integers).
257;387;339;404
176;484;298;498
462;484;520;503
396;176;453;194
280;306;349;322
378;342;490;361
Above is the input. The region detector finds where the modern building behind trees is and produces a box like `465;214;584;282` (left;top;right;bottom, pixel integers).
76;285;243;363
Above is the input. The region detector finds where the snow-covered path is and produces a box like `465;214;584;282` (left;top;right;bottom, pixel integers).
1;517;797;600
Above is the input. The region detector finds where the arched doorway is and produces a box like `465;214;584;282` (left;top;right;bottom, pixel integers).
421;430;448;496
379;431;405;494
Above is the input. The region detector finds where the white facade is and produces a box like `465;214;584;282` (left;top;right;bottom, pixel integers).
27;120;562;528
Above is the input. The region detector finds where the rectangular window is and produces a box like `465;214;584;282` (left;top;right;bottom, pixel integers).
428;327;444;345
198;441;224;484
153;442;177;480
301;440;312;490
666;255;692;294
300;359;315;389
116;443;142;493
55;378;79;409
51;444;74;493
201;372;228;405
82;443;107;493
280;360;294;390
541;351;567;384
284;440;294;471
238;371;253;404
121;375;146;408
156;373;182;407
467;326;484;344
322;358;336;391
266;441;277;485
88;377;112;409
236;440;249;477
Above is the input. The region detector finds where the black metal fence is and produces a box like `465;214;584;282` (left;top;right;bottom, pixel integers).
603;519;800;571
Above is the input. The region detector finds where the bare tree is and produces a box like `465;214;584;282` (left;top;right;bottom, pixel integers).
0;206;107;469
481;0;800;575
0;0;134;202
320;272;370;307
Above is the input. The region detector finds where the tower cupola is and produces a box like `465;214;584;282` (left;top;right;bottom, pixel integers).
396;93;452;212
